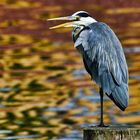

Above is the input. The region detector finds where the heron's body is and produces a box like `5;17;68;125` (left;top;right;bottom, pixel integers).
48;11;129;126
73;22;129;111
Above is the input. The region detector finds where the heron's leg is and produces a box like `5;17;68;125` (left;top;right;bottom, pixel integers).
98;88;107;127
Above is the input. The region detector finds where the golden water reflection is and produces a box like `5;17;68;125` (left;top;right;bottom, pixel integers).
0;0;140;139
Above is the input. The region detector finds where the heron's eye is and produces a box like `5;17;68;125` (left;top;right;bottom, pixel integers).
76;16;80;21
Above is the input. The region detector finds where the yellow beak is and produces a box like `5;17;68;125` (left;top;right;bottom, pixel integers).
47;16;79;29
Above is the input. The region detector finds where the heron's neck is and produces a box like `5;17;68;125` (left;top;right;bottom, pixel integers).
72;26;84;42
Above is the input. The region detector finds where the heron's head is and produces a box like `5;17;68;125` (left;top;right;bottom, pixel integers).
48;11;97;29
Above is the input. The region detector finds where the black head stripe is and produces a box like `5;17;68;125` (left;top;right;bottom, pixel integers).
76;12;90;17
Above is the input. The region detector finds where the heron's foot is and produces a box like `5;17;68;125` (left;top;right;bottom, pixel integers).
97;122;109;127
89;123;109;127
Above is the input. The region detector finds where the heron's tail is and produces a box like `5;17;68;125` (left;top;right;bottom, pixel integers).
107;83;129;111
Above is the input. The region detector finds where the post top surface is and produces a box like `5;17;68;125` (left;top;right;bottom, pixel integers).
84;126;140;131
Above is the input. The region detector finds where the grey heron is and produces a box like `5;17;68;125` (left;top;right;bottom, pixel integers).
48;11;129;127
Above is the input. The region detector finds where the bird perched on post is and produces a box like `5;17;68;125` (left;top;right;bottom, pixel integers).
48;11;129;127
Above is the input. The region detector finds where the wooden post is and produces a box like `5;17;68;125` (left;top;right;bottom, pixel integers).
84;127;140;140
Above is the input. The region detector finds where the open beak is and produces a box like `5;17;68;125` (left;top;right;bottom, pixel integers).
47;16;79;29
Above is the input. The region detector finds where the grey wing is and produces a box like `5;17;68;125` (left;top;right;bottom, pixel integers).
74;23;129;110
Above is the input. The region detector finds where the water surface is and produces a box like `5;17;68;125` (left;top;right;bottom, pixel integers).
0;0;140;139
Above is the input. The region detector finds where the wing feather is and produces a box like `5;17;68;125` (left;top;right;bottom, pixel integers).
74;22;129;110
